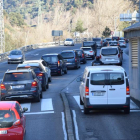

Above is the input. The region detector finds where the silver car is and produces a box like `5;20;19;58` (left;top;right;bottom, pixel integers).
64;38;75;46
8;50;25;64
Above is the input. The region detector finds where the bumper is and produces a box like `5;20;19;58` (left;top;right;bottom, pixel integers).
101;60;121;65
84;97;130;110
51;67;61;73
64;43;73;46
8;59;22;63
1;91;39;101
66;63;76;68
86;55;94;58
80;58;86;62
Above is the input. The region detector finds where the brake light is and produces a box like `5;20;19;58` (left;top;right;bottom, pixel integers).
75;57;77;62
85;86;89;96
31;81;37;87
37;73;43;76
58;61;60;66
117;44;119;46
0;84;6;90
101;41;102;44
108;44;109;46
82;53;84;58
25;66;30;68
100;55;101;59
118;54;120;58
13;119;21;126
123;42;125;44
89;51;93;53
126;86;130;95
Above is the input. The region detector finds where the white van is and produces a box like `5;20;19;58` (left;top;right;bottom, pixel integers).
100;46;123;66
78;66;130;114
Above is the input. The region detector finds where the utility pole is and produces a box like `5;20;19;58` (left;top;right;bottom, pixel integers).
0;0;5;53
139;0;140;22
37;0;42;25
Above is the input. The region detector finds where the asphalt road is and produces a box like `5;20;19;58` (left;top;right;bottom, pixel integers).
0;43;140;140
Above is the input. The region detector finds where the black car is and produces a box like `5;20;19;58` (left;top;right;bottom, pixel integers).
17;63;49;91
60;50;80;69
82;41;97;56
0;69;42;102
102;39;108;47
74;49;87;64
41;53;67;76
92;38;102;48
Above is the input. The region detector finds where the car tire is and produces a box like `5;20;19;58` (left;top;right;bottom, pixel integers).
84;106;89;114
59;69;63;76
8;62;10;64
64;67;67;74
46;82;49;89
92;56;95;60
48;76;52;82
42;81;47;91
124;108;130;114
80;97;84;105
83;60;86;64
35;93;40;102
40;90;43;99
119;62;122;66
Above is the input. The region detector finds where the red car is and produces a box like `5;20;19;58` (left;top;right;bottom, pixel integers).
0;101;27;140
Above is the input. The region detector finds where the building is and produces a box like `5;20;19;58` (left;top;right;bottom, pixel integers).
124;22;140;101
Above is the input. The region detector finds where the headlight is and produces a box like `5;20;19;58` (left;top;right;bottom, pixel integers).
18;57;22;59
8;57;11;59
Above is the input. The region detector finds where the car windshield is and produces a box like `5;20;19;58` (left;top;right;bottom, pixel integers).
83;42;94;46
10;51;22;55
76;50;82;55
0;110;16;128
101;48;118;56
61;52;74;59
82;48;92;51
106;38;112;41
42;56;58;63
66;39;72;41
17;66;42;72
93;38;101;41
4;72;32;81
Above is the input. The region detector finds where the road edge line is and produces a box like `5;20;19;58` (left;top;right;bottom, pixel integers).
60;92;75;140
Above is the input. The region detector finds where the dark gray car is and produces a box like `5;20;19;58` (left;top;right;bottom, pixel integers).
0;69;42;102
60;50;80;69
93;38;102;48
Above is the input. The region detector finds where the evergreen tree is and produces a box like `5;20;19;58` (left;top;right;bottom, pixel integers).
102;26;111;37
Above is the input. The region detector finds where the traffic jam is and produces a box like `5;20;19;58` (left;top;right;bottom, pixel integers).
0;36;136;140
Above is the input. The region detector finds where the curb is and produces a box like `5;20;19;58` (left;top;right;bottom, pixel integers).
60;92;75;140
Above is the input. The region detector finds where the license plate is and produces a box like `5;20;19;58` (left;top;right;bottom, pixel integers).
92;92;104;96
0;130;7;134
11;85;24;89
106;59;114;61
67;63;72;64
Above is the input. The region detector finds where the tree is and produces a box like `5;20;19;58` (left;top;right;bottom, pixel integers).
74;19;87;33
119;21;130;31
102;26;111;37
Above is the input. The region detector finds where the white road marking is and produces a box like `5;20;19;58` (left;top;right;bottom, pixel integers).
130;110;140;112
24;111;54;115
73;96;84;109
73;95;140;110
61;112;67;140
20;103;31;112
72;110;79;140
41;98;53;111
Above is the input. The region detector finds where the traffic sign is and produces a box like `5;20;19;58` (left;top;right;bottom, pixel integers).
111;31;114;35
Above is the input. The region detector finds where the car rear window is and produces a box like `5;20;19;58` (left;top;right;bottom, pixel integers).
82;48;92;51
101;48;118;56
83;42;95;47
106;38;112;41
93;38;101;41
76;50;82;56
42;56;58;63
90;73;106;85
109;73;124;85
4;72;32;81
66;39;72;41
0;110;16;128
10;51;22;55
17;66;42;72
61;52;74;59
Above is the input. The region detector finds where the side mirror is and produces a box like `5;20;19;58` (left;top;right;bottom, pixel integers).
76;77;83;82
22;107;28;113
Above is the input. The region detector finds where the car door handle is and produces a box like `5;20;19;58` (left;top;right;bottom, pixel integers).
109;89;115;90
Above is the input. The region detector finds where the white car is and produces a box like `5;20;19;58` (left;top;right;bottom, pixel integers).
23;60;52;82
119;40;126;48
77;66;130;114
81;47;95;60
100;46;123;66
64;38;75;46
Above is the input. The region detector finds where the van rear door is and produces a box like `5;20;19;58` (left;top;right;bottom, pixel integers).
89;73;108;105
107;73;126;104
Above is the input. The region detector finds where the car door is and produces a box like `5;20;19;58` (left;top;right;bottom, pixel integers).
40;63;48;83
75;52;80;66
41;61;49;78
59;55;66;70
89;73;108;105
107;72;126;104
44;61;51;78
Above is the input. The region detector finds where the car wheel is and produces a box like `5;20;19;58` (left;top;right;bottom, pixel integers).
35;93;40;102
40;90;43;99
59;69;63;76
42;81;47;91
92;56;95;60
84;106;89;114
8;62;10;64
83;60;86;64
79;65;80;68
46;81;49;89
119;62;122;66
124;108;130;114
48;76;52;82
64;67;67;74
80;97;84;105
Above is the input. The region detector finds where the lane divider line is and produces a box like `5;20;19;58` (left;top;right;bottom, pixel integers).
24;111;54;115
72;110;80;140
61;112;68;140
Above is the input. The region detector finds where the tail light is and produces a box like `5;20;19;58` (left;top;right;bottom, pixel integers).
85;86;89;96
123;42;125;44
58;61;60;66
117;44;119;46
31;81;38;87
0;84;6;90
82;53;84;58
100;55;101;59
108;44;109;46
75;57;77;62
13;119;21;126
118;54;120;58
101;41;102;44
37;73;43;76
89;51;93;53
126;86;130;95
